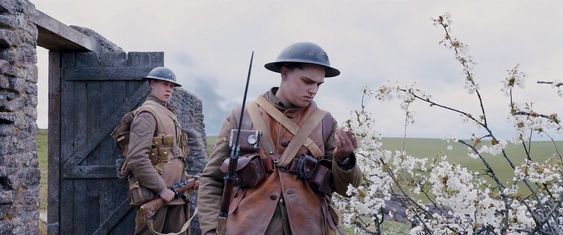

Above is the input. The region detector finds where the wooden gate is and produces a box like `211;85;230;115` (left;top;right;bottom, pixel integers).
48;51;163;234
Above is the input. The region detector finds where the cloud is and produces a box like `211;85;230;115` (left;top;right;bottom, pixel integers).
190;76;237;135
31;0;563;140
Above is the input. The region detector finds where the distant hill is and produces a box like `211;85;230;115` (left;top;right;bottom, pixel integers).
38;130;562;191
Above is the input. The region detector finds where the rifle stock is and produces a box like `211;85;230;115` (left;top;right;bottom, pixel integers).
217;51;254;235
139;177;199;223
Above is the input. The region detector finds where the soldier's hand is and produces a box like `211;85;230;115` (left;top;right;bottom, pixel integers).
159;188;175;202
333;127;357;162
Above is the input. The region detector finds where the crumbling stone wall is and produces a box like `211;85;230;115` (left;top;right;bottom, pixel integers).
170;88;207;235
0;0;40;234
0;0;208;233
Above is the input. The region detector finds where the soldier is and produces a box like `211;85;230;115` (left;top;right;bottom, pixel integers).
198;42;362;235
126;67;190;234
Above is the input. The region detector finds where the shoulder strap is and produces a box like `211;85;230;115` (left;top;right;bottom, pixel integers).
246;102;276;155
278;109;326;167
136;105;165;136
255;96;327;167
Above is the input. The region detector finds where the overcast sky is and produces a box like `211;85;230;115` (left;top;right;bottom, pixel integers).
31;0;563;140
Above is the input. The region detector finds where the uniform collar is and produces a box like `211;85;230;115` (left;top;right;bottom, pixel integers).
264;87;313;114
147;95;174;112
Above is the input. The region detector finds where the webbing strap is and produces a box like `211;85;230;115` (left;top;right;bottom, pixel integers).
255;96;326;167
148;206;198;235
246;102;276;155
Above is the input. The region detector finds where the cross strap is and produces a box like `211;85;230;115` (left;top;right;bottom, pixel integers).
254;96;327;167
246;102;276;155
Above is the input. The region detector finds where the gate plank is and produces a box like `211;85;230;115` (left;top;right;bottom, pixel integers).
91;199;134;235
59;53;76;233
57;51;163;235
62;84;149;178
102;81;127;235
73;80;88;235
63;67;153;81
63;165;115;179
73;179;96;235
47;51;62;235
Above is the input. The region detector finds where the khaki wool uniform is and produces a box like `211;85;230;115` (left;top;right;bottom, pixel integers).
197;88;362;235
127;95;189;235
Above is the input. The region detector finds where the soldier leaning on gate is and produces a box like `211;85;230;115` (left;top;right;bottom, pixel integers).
126;67;190;235
197;42;362;235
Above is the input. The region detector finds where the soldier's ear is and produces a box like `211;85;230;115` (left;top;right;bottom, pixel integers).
280;66;288;81
149;80;158;89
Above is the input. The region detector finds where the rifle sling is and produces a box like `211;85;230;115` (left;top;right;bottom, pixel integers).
246;102;276;154
148;206;198;235
254;96;326;167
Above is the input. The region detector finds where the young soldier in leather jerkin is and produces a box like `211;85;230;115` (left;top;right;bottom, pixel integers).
197;42;362;235
126;67;190;234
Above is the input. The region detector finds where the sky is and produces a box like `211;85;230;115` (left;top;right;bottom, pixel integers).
31;0;563;141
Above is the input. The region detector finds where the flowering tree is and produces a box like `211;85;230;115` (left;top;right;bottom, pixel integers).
334;13;562;235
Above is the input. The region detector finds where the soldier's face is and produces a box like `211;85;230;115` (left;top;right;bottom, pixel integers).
150;80;175;102
277;64;325;108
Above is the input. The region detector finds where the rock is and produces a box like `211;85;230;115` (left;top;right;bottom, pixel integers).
169;88;206;235
69;25;124;54
0;29;17;47
0;189;14;204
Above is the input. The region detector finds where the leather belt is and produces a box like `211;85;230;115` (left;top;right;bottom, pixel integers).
262;155;317;177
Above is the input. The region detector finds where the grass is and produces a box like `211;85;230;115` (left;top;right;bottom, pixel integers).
380;138;562;185
38;129;48;212
37;129;48;234
38;131;561;234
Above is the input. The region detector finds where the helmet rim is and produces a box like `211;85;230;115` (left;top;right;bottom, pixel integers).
264;42;340;78
143;67;182;87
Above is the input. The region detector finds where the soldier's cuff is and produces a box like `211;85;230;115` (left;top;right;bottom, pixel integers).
335;153;356;171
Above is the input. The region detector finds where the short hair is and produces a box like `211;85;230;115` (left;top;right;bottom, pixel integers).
280;62;303;71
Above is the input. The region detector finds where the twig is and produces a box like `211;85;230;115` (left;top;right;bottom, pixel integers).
548;136;563;162
458;140;510;234
537;81;563;87
436;16;489;128
515;111;559;121
379;159;434;233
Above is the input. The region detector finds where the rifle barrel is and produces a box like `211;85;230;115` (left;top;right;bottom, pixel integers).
219;51;254;218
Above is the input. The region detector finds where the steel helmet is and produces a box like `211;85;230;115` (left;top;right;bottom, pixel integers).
264;42;340;77
144;67;182;87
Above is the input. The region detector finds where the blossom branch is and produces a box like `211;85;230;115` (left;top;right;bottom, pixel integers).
434;14;489;127
458;140;510;233
400;88;485;128
380;159;434;233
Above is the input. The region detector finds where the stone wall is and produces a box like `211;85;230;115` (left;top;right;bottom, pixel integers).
0;0;209;233
170;88;207;235
0;0;40;234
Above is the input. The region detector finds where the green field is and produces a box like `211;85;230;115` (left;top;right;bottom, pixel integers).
38;129;48;212
37;130;561;234
380;138;562;185
207;136;562;184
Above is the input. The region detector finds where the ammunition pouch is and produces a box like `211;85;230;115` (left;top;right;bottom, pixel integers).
288;154;334;195
220;154;268;188
149;135;176;174
128;181;157;207
229;129;262;153
180;131;190;157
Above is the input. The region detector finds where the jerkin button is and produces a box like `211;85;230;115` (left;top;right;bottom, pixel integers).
270;194;278;200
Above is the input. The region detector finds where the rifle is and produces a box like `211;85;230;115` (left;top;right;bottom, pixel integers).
139;175;200;224
217;52;254;235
